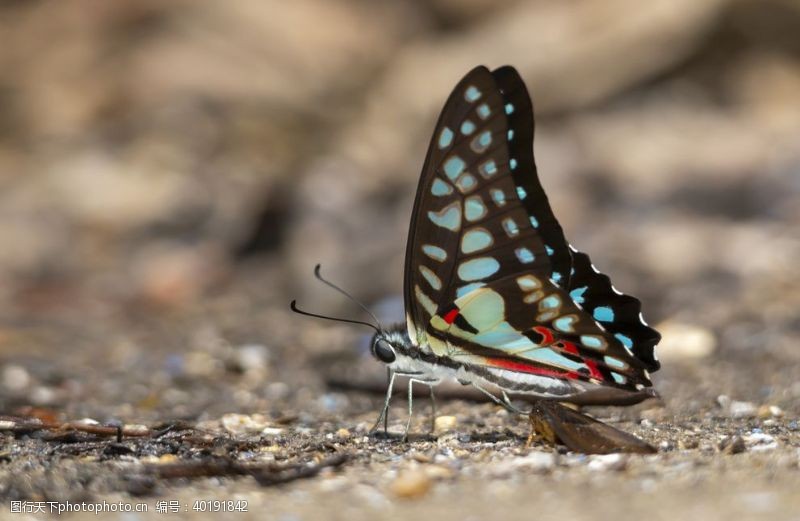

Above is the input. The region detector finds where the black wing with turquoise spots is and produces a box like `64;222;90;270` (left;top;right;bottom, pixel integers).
403;65;660;398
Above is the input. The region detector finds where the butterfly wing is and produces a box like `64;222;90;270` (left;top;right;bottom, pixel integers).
403;66;660;400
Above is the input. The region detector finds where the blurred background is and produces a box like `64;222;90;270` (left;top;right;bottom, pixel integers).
1;0;799;422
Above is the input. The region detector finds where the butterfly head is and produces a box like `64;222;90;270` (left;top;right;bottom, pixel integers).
370;324;415;369
371;335;396;364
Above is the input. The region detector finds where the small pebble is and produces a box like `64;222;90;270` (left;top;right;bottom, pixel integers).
434;415;457;434
335;428;351;438
389;470;432;498
221;413;270;435
123;424;149;435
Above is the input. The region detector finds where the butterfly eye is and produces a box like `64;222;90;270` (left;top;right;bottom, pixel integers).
372;339;396;364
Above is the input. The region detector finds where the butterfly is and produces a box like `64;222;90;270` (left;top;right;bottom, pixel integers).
294;65;661;443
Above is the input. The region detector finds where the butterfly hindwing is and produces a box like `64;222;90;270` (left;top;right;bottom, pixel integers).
403;65;660;398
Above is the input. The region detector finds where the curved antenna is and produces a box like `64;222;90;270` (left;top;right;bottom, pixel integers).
290;300;380;334
313;264;383;330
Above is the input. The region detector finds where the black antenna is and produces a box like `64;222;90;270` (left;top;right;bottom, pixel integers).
290;300;380;334
312;264;384;330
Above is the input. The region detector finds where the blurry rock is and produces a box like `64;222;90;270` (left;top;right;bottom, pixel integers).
757;405;784;419
434;415;458;434
1;364;31;391
389;470;432;498
423;465;455;480
744;432;778;452
30;386;57;405
720;435;746;454
653;322;716;361
513;452;556;473
729;401;758;419
587;453;628;472
184;351;222;378
234;344;270;374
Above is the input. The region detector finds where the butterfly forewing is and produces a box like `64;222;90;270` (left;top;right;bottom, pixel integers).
404;65;660;399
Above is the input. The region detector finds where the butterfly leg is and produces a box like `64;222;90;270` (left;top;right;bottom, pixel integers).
403;378;416;441
369;369;397;435
384;366;391;433
470;383;526;415
428;385;437;435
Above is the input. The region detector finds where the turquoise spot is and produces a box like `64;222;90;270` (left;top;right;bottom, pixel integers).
604;356;626;369
545;245;554;256
422;244;447;262
455;173;476;192
461;229;493;254
515;247;534;264
456;282;485;298
526;349;585;371
541;295;560;309
615;333;633;349
465;85;481;102
510;158;518;170
438;127;453;149
458;257;500;282
431;178;452;196
443;156;465;180
477;103;491;119
481;160;497;177
505;103;514;115
460;120;476;135
502;217;518;236
473;131;492;152
569;286;588;304
554;316;576;333
612;373;626;384
507;130;514;140
428;204;461;231
552;272;562;283
581;335;605;350
529;215;539;228
516;186;527;200
491;189;506;206
593;306;615;322
464;197;486;221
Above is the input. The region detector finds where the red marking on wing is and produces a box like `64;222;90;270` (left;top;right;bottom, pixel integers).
560;340;579;355
486;357;579;380
585;360;604;380
561;341;604;380
532;326;554;345
442;308;459;324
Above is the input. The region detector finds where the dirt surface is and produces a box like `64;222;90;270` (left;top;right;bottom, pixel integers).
1;0;800;519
